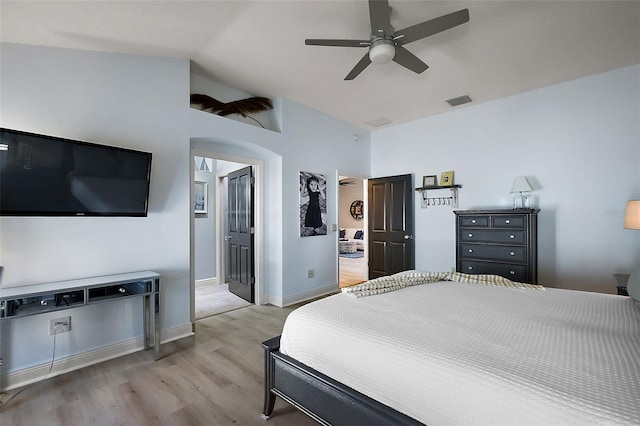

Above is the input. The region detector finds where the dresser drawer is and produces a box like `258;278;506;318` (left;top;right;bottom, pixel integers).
458;216;490;228
458;260;528;282
491;215;527;228
459;229;526;245
459;244;527;263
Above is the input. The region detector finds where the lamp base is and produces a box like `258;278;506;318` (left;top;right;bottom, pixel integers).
513;193;531;209
512;193;523;209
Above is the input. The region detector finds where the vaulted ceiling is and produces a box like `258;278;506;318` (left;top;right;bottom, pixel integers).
1;1;639;130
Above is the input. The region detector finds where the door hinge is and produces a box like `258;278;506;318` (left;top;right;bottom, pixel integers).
251;227;255;234
251;177;255;185
251;277;255;285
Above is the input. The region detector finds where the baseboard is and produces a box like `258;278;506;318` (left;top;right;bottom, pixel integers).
277;283;339;307
0;323;193;392
195;277;219;288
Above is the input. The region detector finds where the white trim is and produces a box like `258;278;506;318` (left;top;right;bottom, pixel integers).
215;172;225;290
195;277;219;288
0;324;193;392
277;283;339;307
190;149;264;326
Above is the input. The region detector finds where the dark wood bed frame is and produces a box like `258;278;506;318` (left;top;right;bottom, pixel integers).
262;336;424;425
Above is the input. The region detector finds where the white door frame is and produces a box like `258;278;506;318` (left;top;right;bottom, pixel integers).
190;149;264;325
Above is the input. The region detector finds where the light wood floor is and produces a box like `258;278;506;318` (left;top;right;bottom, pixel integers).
195;282;251;320
0;304;318;426
339;253;367;288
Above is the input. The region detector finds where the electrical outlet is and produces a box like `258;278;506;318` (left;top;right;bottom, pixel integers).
307;269;314;278
49;316;71;335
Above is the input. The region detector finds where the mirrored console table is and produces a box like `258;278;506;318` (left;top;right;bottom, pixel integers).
0;271;161;360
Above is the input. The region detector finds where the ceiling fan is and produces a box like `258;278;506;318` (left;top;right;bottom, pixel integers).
305;0;469;80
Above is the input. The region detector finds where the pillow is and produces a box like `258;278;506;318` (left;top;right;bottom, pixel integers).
627;264;640;302
353;230;363;240
339;229;346;238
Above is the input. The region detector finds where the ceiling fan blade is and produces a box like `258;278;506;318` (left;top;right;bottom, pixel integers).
392;46;429;74
305;39;370;47
395;8;469;45
369;0;393;37
345;53;372;80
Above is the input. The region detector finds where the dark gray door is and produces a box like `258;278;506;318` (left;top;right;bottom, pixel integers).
227;166;254;302
368;174;415;279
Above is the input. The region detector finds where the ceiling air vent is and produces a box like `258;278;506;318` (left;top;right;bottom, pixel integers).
446;95;472;107
365;117;393;127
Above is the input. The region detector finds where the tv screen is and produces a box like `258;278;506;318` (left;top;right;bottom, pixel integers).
0;128;152;216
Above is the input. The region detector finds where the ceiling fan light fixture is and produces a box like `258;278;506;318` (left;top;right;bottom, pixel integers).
369;40;395;64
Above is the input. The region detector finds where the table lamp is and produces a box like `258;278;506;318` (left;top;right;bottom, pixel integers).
510;176;533;209
624;200;640;300
624;200;640;230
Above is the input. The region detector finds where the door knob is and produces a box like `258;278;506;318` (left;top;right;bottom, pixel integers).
224;235;232;241
404;235;413;240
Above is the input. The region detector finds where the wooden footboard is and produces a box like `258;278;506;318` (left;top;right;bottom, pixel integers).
262;336;424;425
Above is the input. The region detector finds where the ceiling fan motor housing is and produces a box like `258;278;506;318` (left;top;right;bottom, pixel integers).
369;39;395;64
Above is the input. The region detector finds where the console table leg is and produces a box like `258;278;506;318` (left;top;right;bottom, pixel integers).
143;295;151;350
154;289;161;360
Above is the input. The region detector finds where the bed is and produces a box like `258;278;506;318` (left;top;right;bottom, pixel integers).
262;271;640;425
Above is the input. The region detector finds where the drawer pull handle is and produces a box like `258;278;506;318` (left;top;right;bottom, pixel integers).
510;251;515;256
509;234;515;239
119;287;126;293
468;266;473;271
505;219;510;224
471;219;476;224
509;271;516;275
468;233;473;238
468;249;473;253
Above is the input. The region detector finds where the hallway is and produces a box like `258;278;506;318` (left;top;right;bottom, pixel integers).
339;254;367;288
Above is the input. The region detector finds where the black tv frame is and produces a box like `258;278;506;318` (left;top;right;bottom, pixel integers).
0;128;152;217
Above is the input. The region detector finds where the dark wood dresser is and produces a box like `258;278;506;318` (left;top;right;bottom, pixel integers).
454;209;540;284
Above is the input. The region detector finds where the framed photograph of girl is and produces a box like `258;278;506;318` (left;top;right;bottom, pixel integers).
299;171;327;237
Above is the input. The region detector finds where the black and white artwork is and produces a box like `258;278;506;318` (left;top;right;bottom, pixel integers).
194;180;207;214
300;171;327;237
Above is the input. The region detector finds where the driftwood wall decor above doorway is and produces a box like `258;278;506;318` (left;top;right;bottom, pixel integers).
190;93;273;128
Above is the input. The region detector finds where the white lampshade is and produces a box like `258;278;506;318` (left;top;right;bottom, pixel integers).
624;200;640;230
369;42;395;64
511;176;533;193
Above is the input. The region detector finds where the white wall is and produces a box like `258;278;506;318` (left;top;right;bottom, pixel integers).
0;43;193;383
5;41;633;388
371;65;640;293
0;43;371;384
190;73;278;132
194;158;216;281
189;96;371;305
339;179;365;229
0;43;371;386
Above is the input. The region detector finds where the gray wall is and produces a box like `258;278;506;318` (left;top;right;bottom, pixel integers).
0;43;192;382
371;64;640;293
0;42;371;386
1;41;637;388
194;157;217;281
339;179;365;229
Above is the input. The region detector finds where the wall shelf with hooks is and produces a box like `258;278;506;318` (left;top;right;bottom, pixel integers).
415;185;461;208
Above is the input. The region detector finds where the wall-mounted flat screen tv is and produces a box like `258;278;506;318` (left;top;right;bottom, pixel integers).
0;128;152;216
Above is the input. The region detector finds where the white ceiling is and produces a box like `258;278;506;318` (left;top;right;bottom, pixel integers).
1;1;639;130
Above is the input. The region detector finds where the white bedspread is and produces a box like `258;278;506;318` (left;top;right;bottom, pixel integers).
280;280;640;425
